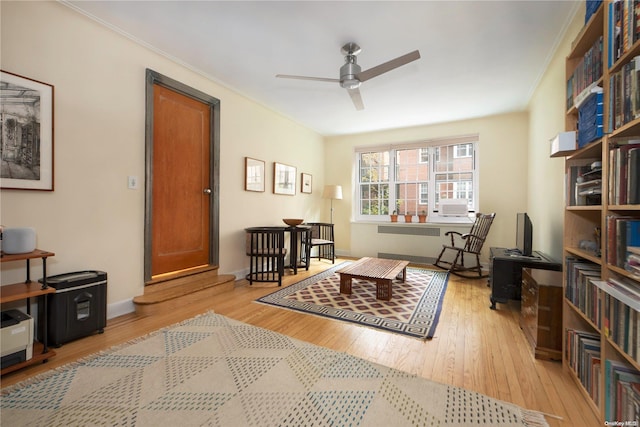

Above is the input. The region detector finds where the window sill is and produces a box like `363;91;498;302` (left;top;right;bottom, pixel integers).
353;216;474;225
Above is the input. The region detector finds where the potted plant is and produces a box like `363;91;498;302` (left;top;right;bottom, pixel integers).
418;210;428;223
390;210;398;222
404;212;413;223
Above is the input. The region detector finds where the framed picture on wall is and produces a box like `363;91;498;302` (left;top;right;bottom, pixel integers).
0;70;55;191
273;162;296;195
301;173;312;194
244;157;265;192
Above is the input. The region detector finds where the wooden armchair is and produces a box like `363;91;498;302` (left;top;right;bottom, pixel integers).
434;212;495;278
303;222;335;263
245;227;287;286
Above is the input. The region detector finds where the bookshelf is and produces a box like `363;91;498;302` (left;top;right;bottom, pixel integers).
562;1;640;423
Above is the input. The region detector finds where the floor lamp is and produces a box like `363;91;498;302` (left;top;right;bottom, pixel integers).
323;185;343;224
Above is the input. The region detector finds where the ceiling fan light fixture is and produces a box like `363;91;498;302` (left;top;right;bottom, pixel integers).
340;79;361;90
339;60;361;89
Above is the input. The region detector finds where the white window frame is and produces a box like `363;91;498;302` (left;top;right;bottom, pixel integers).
353;135;479;222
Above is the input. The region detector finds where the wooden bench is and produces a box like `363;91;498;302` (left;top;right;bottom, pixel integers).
336;257;409;301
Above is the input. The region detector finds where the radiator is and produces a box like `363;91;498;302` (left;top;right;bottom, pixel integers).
349;222;472;265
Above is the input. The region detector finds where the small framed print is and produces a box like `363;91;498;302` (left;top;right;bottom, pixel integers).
273;162;296;195
1;70;54;190
244;157;265;192
301;173;312;194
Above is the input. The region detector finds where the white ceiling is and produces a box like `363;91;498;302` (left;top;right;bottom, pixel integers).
64;1;579;136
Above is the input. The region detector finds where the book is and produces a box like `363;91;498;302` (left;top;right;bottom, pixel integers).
567;328;601;405
628;252;640;277
629;147;640;204
628;220;640;252
608;217;640;267
609;55;640;130
631;56;640;120
609;140;640;205
608;215;619;265
628;247;640;278
569;36;604;109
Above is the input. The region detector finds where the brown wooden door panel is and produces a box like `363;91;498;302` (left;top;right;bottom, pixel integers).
151;84;211;277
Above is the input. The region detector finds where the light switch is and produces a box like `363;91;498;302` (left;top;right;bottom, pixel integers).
127;175;139;190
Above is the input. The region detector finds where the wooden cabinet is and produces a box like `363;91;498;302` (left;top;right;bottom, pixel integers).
562;2;640;423
520;268;562;361
1;249;56;375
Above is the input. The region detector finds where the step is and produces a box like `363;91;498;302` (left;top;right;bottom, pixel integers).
133;269;236;316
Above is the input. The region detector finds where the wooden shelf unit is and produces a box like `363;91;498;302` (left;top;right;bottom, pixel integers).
1;249;56;375
562;2;640;424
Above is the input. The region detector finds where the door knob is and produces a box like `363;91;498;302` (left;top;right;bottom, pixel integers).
203;188;212;194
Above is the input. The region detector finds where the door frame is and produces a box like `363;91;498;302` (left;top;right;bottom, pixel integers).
144;69;220;282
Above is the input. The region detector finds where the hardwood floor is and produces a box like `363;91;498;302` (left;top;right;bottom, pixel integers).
1;259;599;426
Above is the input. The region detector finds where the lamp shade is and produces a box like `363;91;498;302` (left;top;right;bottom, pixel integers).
323;185;343;200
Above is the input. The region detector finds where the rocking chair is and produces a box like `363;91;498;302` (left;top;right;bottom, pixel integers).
434;212;495;278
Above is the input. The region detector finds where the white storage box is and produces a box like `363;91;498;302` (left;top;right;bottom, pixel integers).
550;131;576;157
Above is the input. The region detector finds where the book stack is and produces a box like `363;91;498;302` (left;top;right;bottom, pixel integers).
578;91;604;147
595;277;640;360
609;140;640;205
607;0;640;67
566;258;602;327
566;328;601;404
566;36;603;110
606;215;640;269
585;0;603;24
605;359;640;422
608;56;640;131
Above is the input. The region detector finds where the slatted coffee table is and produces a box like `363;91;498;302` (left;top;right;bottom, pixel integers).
337;257;410;301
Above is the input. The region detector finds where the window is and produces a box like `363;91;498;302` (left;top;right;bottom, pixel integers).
355;136;478;221
358;151;390;216
454;143;472;158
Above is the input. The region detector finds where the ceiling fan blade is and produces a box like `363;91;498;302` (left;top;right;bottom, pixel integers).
347;88;364;111
276;74;340;83
357;50;421;82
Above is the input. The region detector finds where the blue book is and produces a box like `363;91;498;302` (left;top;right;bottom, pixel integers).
608;1;614;68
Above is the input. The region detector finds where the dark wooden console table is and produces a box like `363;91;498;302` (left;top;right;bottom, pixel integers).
488;247;561;310
520;268;563;360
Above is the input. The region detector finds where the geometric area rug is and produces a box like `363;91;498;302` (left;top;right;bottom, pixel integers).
0;312;549;427
256;262;449;340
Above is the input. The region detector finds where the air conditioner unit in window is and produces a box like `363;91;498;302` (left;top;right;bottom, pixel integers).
440;199;468;217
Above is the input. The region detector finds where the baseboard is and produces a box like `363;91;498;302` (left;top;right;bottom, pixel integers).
107;298;135;320
377;252;436;265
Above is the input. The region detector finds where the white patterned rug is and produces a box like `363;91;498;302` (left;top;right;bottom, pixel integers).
1;312;548;427
256;263;449;339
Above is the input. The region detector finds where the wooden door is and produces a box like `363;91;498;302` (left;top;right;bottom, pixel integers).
144;70;220;282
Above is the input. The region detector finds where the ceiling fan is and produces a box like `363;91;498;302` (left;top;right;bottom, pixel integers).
276;42;420;111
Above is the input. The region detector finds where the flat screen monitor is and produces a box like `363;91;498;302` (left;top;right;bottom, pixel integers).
516;212;533;256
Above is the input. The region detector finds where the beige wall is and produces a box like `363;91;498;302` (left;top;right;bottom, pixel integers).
527;4;584;260
0;1;324;316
